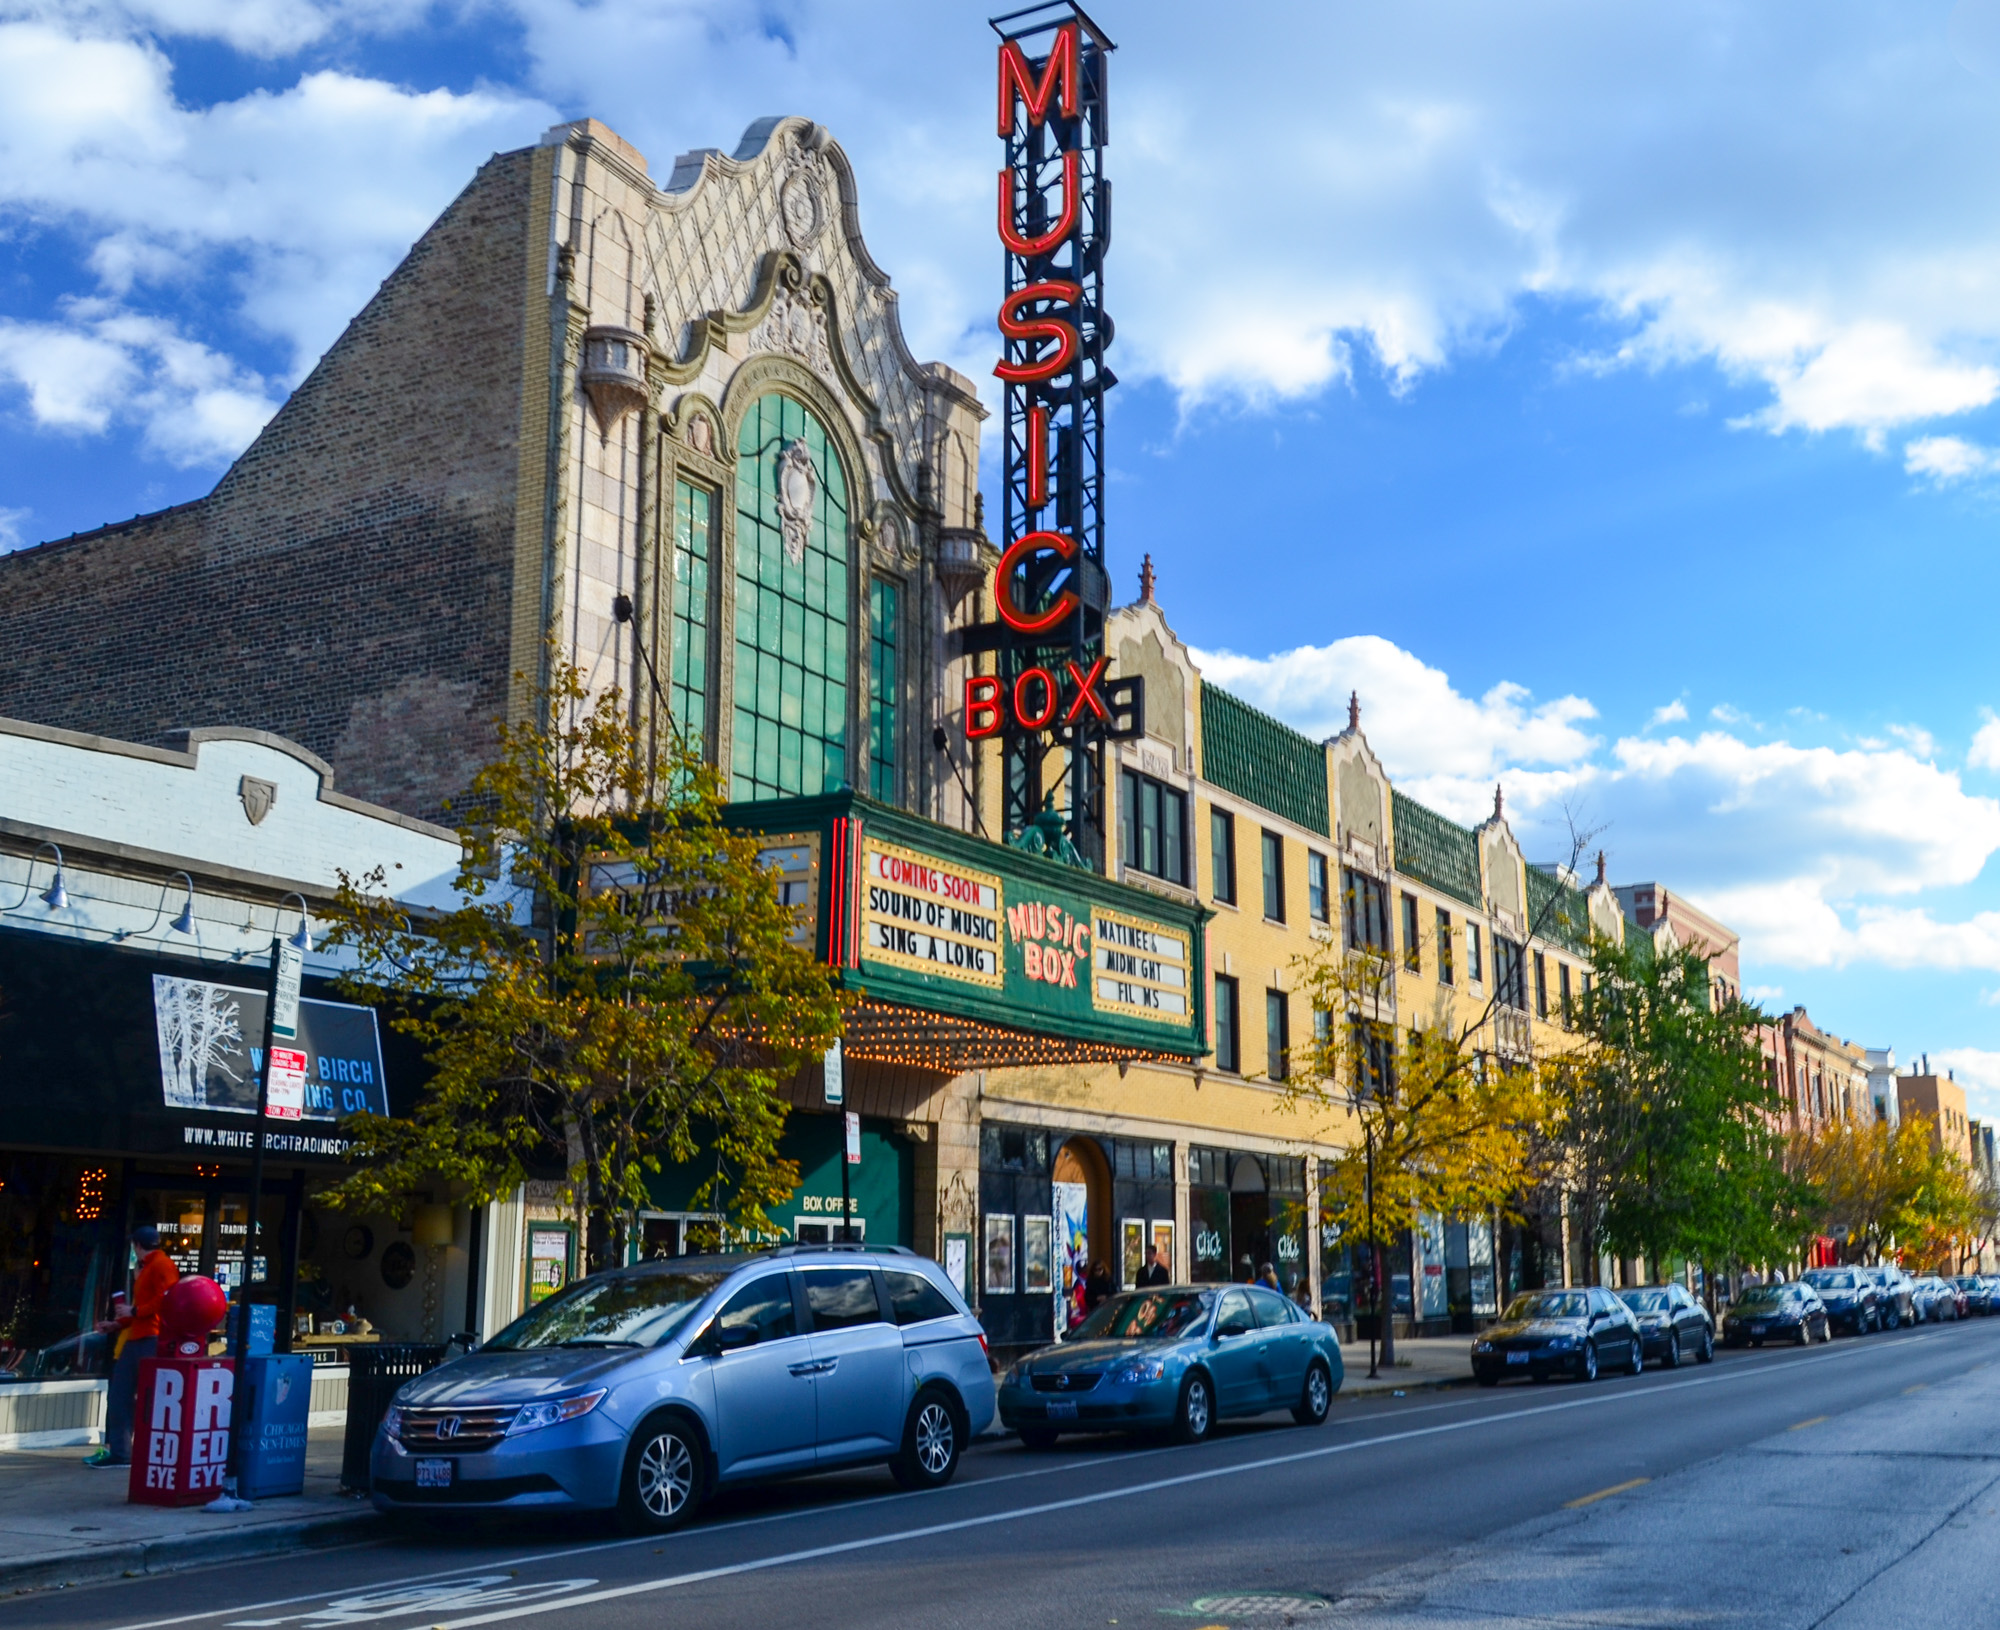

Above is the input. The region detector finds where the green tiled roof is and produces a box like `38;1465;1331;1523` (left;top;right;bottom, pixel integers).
1526;865;1590;952
1198;685;1329;836
1390;791;1482;907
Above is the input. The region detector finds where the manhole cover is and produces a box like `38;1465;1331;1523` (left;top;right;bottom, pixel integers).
1185;1592;1331;1617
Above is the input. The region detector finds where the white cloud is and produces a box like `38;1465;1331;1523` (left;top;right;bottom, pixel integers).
0;504;28;551
1649;699;1688;725
1904;434;2000;484
1929;1047;2000;1124
0;0;429;57
1743;984;1786;1008
1887;723;1939;760
1970;711;2000;771
1710;703;1753;726
0;300;278;465
0;19;553;465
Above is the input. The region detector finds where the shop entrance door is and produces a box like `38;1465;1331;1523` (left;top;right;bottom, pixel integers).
127;1174;298;1324
1227;1155;1270;1284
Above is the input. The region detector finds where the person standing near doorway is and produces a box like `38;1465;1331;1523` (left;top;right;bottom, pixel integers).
1137;1245;1170;1287
84;1225;179;1468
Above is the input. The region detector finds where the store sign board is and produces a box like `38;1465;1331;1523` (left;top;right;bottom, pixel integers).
151;975;388;1121
1090;909;1190;1023
859;840;1005;987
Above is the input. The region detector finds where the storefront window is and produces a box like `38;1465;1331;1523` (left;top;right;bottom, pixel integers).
732;392;851;800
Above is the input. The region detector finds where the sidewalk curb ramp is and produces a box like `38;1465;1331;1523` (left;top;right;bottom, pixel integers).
1;1508;378;1596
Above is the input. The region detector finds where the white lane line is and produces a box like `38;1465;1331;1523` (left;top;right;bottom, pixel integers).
421;1333;1964;1630
99;1323;1961;1630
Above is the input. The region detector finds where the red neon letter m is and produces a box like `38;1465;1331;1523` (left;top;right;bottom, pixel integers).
997;22;1078;135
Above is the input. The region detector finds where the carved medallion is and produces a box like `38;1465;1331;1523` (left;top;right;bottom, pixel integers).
686;412;714;457
779;172;823;248
776;439;818;564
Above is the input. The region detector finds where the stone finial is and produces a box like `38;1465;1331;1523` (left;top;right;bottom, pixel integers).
1493;784;1504;819
1139;553;1156;602
1595;850;1607;886
1348;691;1360;732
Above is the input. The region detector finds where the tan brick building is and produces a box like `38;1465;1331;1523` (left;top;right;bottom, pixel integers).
1897;1069;1975;1166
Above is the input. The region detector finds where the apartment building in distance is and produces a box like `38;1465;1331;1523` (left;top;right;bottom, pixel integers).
1897;1067;1975;1167
1614;881;1742;1005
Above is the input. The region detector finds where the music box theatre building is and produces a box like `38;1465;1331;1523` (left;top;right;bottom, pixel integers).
0;113;1638;1352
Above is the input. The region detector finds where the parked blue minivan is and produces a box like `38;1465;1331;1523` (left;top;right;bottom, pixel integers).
371;1245;994;1531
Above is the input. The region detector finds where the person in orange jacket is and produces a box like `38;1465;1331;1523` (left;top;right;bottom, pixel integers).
84;1225;179;1468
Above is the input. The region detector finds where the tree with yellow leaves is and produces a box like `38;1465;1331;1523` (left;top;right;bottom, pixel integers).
321;660;844;1272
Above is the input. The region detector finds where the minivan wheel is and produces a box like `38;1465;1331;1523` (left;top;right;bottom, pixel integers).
1293;1361;1333;1426
618;1412;704;1535
890;1390;962;1490
1174;1371;1214;1444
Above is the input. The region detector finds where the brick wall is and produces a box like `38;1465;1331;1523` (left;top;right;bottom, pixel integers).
0;148;541;822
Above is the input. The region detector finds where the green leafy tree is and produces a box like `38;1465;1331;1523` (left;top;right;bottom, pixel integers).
1553;936;1797;1282
321;661;845;1271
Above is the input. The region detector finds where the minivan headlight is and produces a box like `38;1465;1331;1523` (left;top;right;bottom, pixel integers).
381;1405;406;1437
506;1389;608;1436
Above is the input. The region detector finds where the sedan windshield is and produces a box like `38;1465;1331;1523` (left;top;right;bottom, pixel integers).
1804;1271;1856;1290
485;1272;726;1351
1072;1290;1214;1341
1735;1287;1784;1307
1502;1291;1588;1321
1618;1291;1669;1313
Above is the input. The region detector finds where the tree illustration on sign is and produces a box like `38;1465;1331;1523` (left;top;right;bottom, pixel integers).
152;975;247;1108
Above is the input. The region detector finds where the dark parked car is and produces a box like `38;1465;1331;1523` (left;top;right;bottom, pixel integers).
1471;1287;1644;1385
1863;1265;1915;1329
1951;1275;1997;1316
1720;1283;1829;1346
1910;1275;1962;1322
1801;1267;1880;1334
997;1285;1342;1446
1614;1284;1714;1367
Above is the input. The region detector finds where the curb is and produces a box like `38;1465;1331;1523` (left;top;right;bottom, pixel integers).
1;1508;379;1596
1338;1374;1474;1399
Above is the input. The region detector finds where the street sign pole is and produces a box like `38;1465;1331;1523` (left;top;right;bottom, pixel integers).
842;1111;860;1243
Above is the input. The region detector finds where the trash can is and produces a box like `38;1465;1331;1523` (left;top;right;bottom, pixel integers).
340;1343;446;1491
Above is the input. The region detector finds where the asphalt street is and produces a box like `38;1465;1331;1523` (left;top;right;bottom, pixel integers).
11;1318;1999;1630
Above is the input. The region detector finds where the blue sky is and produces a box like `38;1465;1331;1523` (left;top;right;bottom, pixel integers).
5;0;2000;1109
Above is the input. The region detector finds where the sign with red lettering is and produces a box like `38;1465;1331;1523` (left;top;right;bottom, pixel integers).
978;3;1130;854
265;1047;307;1121
860;840;1005;988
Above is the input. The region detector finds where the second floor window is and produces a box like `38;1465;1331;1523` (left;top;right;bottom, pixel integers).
1353;1020;1395;1100
1533;951;1548;1017
1120;769;1187;885
1436;907;1454;985
1494;935;1525;1010
1266;989;1289;1081
1343;868;1388;953
1401;892;1421;973
1211;808;1236;904
1214;974;1241;1072
1262;830;1285;921
1559;961;1572;1021
1467;922;1484;983
1308;851;1330;922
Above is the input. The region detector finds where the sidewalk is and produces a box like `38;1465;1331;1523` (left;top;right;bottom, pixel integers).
1337;1335;1474;1397
0;1426;376;1595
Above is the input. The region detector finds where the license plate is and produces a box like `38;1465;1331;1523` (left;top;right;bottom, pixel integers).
1749;1324;1765;1337
414;1459;454;1489
1045;1399;1078;1420
1506;1351;1530;1365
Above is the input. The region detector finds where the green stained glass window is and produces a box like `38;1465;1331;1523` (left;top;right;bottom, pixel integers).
869;577;899;802
670;479;712;743
731;394;851;800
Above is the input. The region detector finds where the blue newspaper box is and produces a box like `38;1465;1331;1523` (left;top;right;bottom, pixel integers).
235;1354;312;1498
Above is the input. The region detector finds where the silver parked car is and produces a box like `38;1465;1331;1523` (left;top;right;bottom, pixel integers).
371;1245;995;1532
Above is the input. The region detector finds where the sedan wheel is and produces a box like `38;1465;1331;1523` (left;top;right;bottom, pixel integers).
1628;1338;1645;1377
1796;1320;1811;1347
1293;1361;1334;1426
619;1415;703;1535
1662;1330;1684;1369
1581;1342;1599;1383
1174;1372;1214;1444
1697;1327;1715;1364
890;1392;961;1490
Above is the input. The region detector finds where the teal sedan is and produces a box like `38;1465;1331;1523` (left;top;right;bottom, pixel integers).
997;1285;1343;1446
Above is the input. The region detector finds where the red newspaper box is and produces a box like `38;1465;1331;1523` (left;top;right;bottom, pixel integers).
128;1357;235;1505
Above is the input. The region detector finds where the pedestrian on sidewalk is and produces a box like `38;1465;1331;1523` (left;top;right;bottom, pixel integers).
1137;1246;1169;1287
1255;1262;1282;1293
83;1225;178;1469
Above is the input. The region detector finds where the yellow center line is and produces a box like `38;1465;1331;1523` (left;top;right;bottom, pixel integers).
1789;1416;1828;1431
1564;1477;1650;1508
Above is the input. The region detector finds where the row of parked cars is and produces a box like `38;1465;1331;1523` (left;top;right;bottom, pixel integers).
1470;1263;1999;1383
